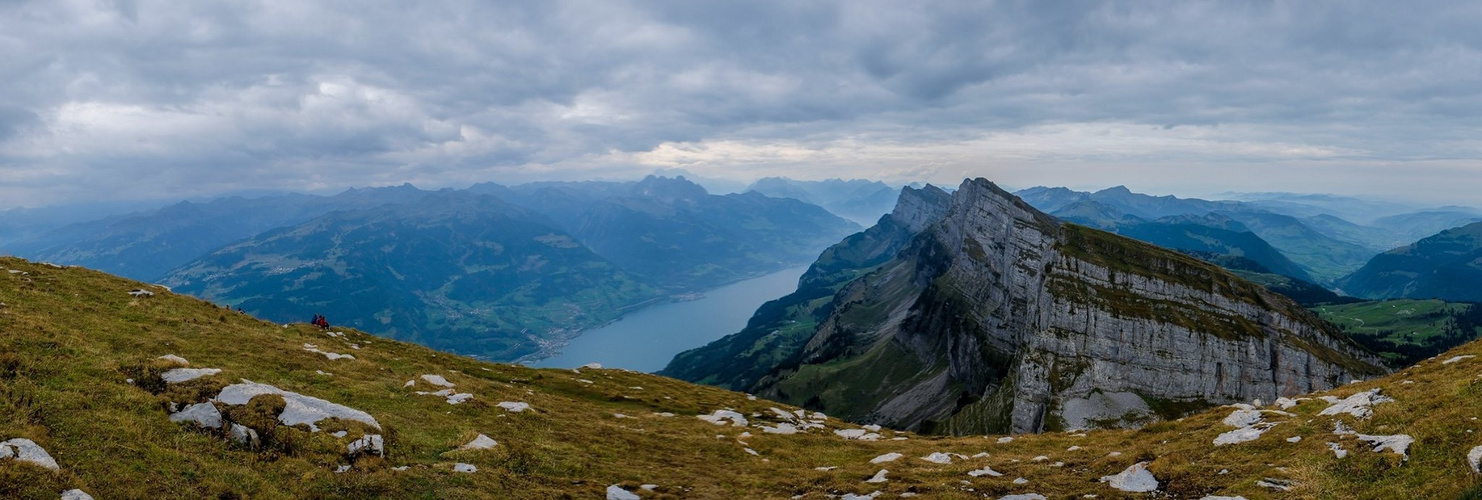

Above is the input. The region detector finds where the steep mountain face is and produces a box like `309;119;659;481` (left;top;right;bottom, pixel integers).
661;184;954;390
1336;222;1482;302
688;179;1385;436
161;192;659;361
3;185;433;281
746;177;904;226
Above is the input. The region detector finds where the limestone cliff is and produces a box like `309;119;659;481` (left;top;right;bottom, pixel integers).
660;184;953;390
728;178;1385;434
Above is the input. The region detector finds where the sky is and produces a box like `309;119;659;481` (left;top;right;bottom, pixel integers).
2;0;1482;209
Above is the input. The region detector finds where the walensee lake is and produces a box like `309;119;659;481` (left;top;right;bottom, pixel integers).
532;265;810;373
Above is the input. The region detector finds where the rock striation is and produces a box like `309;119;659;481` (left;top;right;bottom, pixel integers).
682;178;1386;435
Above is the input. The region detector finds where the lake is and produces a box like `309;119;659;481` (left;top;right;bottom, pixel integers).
531;265;810;373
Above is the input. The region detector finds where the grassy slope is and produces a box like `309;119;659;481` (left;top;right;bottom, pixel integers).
3;257;1482;498
1313;299;1482;365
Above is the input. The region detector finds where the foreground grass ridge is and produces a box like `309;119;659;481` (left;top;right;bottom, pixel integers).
2;256;1482;498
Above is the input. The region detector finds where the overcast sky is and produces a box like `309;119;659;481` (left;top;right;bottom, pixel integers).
2;0;1481;209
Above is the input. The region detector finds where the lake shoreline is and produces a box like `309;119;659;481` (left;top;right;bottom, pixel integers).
523;264;812;372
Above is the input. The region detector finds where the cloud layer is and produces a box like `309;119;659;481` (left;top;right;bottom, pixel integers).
2;0;1481;207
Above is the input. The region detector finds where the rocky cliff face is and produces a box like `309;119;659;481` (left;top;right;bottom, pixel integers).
660;185;952;390
745;178;1385;435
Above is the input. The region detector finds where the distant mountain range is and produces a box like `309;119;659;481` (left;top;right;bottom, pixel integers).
1;176;861;361
744;177;909;226
1337;222;1482;302
2;185;436;282
1013;185;1482;285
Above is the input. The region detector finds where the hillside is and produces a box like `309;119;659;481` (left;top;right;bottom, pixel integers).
6;258;1482;498
1338;222;1482;302
1314;299;1482;366
159;192;660;361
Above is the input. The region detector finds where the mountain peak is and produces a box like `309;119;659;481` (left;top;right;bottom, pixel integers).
632;175;709;202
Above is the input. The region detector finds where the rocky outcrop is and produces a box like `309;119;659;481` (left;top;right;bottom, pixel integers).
746;178;1385;434
660;185;953;391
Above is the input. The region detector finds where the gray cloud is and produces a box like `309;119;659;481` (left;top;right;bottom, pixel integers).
1;0;1481;208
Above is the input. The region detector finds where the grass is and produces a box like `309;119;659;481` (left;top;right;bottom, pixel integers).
3;256;1482;498
1314;299;1482;365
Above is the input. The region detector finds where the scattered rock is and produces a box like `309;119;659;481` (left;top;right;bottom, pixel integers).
1328;442;1349;459
161;367;221;384
229;423;259;447
1256;478;1293;491
606;485;641;500
760;423;798;434
128;289;155;297
1356;433;1414;460
1099;461;1158;493
841;492;880;500
496;402;532;413
1214;407;1277;445
998;495;1046;500
462;434;498;450
302;344;355;361
348;434;384;457
453;463;477;473
870;452;902;464
156;354;190;365
832;428;882;441
1317;388;1393;419
865;469;888;483
1286;436;1302;443
420;374;455;388
60;489;95;500
921;452;953;464
215;380;380;431
1197;496;1248;500
698;409;747;426
968;466;1004;477
170;402;223;429
1443;355;1475;365
997;436;1014;444
1012;477;1029;485
1222;409;1263;428
0;438;60;470
580;363;602;370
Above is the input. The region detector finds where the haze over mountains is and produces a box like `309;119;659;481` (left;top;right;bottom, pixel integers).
0;175;871;362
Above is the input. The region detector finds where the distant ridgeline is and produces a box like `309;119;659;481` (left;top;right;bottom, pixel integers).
666;179;1386;435
2;176;862;362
